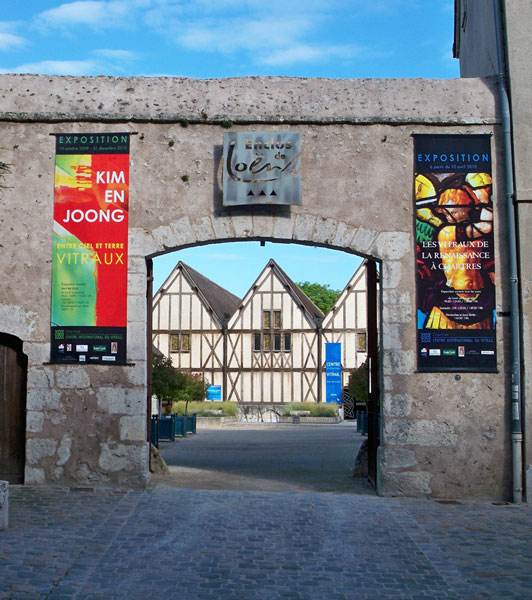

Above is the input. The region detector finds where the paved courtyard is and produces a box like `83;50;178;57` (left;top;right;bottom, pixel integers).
1;482;531;599
156;422;374;494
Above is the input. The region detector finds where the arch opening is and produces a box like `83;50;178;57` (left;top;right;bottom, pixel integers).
145;238;381;493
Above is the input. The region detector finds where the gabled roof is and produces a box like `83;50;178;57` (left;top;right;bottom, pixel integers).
176;261;241;326
321;261;366;328
223;258;324;330
267;259;325;324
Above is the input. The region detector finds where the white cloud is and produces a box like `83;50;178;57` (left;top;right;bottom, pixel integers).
93;49;136;61
35;0;145;30
259;44;358;67
0;59;98;76
177;16;313;54
0;31;26;52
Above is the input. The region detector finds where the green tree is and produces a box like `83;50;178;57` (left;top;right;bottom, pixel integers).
151;355;208;415
176;372;209;416
296;281;341;314
347;359;369;403
151;355;185;414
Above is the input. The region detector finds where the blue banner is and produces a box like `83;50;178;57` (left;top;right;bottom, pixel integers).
325;343;342;404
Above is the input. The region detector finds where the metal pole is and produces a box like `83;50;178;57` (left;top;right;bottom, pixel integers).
493;0;523;503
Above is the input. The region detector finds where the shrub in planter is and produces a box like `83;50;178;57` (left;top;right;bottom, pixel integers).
282;402;338;418
172;400;238;417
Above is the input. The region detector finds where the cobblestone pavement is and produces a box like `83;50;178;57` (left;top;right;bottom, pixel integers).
1;485;531;600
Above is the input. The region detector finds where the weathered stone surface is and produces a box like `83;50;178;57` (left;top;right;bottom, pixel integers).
98;442;147;472
374;231;411;260
26;438;57;465
351;228;378;253
382;290;412;323
26;411;44;433
120;416;146;441
27;367;53;390
381;260;403;290
383;393;413;417
169;216;198;247
272;215;294;240
384;419;458;447
150;444;170;475
97;388;145;415
293;214;317;241
0;303;38;340
378;469;432;497
127;322;147;361
231;215;253;238
191;216;215;242
56;438;72;466
0;75;498;124
379;447;417;469
24;467;45;484
383;350;415;375
55;367;90;390
26;389;62;411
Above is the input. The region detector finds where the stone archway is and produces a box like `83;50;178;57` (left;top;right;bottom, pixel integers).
1;74;509;500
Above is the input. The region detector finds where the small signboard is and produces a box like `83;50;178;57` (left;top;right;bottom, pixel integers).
222;131;301;206
325;343;342;404
206;385;222;401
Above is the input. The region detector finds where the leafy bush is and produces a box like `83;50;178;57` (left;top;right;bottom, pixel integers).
282;402;338;417
172;401;238;417
348;359;369;404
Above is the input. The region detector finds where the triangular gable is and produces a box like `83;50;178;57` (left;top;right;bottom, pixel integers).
153;261;241;329
228;258;324;330
322;261;366;329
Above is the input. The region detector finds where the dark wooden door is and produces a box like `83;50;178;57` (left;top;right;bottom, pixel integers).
0;336;27;484
365;261;380;485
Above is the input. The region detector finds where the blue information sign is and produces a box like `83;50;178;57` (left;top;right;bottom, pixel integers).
325;343;342;404
206;385;222;401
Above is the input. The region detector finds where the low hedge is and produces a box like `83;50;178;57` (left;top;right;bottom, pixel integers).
282;402;338;417
172;400;238;417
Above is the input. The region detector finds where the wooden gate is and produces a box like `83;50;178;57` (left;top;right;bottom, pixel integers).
365;261;380;485
0;334;27;484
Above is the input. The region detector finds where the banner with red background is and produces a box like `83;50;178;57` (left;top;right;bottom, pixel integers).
51;133;130;365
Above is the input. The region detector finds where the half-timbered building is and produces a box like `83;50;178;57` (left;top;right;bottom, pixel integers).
226;259;324;405
321;264;368;399
151;261;241;390
152;258;368;410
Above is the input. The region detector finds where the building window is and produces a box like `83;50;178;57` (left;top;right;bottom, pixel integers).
181;334;190;352
357;332;367;352
263;334;272;351
253;333;261;352
283;333;292;352
170;333;190;353
274;333;281;352
254;311;288;353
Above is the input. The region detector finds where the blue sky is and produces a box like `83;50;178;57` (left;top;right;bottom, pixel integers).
1;1;458;297
1;1;457;79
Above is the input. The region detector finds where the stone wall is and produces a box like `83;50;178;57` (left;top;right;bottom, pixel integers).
0;74;513;498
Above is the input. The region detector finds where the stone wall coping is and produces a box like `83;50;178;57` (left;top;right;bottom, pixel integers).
0;74;498;125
